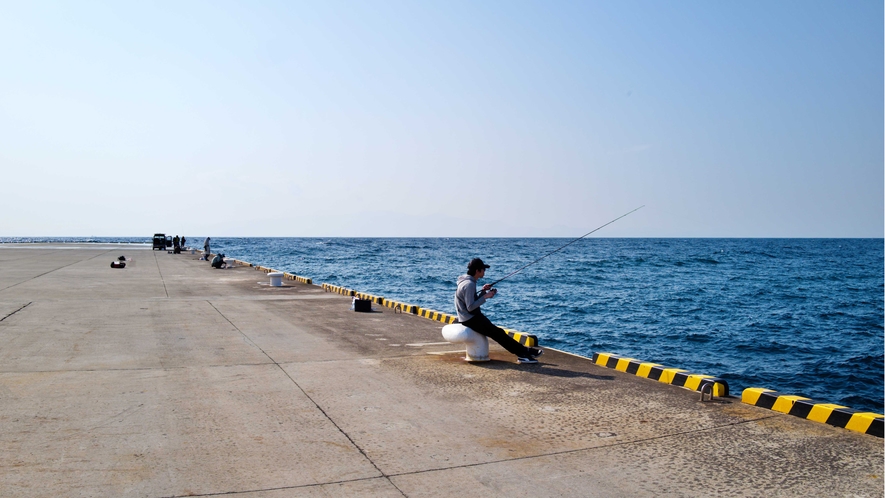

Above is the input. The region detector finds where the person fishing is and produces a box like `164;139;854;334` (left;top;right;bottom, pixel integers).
451;207;645;365
455;258;544;364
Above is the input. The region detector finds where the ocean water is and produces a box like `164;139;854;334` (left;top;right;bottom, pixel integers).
5;237;883;413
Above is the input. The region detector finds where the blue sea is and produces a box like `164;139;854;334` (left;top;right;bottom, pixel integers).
5;237;883;413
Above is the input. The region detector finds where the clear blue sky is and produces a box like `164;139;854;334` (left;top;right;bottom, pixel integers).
1;1;882;237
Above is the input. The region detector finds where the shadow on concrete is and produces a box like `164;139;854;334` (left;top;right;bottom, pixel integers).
470;361;616;381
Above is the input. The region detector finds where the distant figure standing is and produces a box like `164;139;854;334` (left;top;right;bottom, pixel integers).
172;235;180;254
455;258;544;364
180;235;186;249
203;237;211;261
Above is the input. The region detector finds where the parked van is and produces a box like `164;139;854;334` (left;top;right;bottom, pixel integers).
152;233;166;250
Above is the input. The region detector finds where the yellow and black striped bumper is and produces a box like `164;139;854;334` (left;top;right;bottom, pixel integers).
322;283;355;296
591;352;729;397
355;292;385;305
417;308;458;324
502;328;538;348
742;388;883;437
381;298;419;314
284;273;312;284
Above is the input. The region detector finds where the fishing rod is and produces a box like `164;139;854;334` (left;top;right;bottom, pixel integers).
486;205;645;289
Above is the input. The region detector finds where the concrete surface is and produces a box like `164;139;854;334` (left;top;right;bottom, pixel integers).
0;244;881;497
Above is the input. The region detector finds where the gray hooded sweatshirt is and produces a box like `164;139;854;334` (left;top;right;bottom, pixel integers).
455;274;489;322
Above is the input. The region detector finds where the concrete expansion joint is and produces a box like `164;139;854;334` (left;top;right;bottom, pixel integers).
0;248;114;292
0;301;32;322
153;251;169;298
157;475;403;498
205;300;405;496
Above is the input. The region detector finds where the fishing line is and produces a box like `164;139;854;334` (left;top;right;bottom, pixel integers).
486;205;645;288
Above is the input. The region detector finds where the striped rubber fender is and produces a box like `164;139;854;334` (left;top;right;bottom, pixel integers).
742;388;883;438
381;299;419;314
502;328;538;348
355;292;385;305
283;273;313;285
322;283;355;296
591;352;729;397
223;259;308;282
417;308;458;324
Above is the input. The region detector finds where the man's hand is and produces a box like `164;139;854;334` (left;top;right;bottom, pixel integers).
482;284;492;291
485;289;497;298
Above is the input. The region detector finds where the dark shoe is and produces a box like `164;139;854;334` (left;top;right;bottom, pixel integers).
517;356;538;364
527;348;544;358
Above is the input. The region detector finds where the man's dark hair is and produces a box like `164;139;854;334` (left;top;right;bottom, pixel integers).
467;258;489;276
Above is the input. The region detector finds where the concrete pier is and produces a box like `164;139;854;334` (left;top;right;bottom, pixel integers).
0;244;882;497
